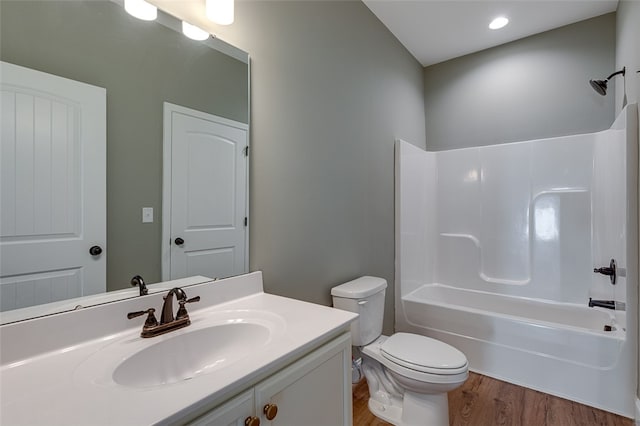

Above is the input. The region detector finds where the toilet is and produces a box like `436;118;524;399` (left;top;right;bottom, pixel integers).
332;276;468;426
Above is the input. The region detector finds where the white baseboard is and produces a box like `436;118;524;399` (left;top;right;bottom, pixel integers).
635;398;640;425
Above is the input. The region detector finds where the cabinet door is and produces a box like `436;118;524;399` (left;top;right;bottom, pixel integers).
187;389;255;426
255;333;352;426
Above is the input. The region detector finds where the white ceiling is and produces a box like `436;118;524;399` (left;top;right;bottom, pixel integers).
362;0;619;67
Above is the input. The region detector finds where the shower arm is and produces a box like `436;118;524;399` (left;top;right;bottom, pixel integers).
606;68;625;80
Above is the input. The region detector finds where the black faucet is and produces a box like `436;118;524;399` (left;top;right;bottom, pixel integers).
588;298;615;309
160;287;187;324
131;275;148;296
127;287;200;338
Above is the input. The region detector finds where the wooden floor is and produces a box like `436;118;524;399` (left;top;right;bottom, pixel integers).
353;372;633;426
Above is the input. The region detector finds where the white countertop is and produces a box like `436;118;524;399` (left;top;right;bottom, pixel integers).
0;272;357;425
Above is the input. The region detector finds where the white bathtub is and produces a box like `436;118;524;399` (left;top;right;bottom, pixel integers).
398;283;634;417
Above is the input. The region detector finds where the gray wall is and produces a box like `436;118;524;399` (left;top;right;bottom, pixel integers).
0;1;248;292
423;13;616;150
615;0;640;114
213;1;427;334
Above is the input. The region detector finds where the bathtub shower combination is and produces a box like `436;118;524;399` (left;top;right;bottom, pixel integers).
395;104;638;417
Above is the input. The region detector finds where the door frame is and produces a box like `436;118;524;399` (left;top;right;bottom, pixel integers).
161;102;249;281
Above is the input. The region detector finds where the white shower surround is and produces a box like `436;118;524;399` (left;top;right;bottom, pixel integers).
395;104;638;417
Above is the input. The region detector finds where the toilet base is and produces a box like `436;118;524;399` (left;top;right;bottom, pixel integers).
368;391;449;426
362;345;455;426
403;391;449;426
368;398;403;425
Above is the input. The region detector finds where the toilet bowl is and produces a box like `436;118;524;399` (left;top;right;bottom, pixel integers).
331;277;468;426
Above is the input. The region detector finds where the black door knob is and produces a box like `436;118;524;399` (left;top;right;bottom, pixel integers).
174;237;185;245
89;245;103;256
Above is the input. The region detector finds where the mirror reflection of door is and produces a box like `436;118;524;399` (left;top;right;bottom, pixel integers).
0;62;106;311
162;103;248;281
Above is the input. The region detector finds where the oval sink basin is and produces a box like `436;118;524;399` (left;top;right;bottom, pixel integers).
113;322;270;388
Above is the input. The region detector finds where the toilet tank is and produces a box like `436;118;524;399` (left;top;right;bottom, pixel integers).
331;276;387;346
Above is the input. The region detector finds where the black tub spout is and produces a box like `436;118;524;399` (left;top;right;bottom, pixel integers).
588;298;615;309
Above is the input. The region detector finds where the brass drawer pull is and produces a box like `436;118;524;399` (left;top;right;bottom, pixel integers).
244;416;260;426
263;403;278;420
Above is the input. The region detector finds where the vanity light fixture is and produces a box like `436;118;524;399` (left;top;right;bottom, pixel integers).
182;22;210;41
489;16;509;30
124;0;157;21
206;0;234;25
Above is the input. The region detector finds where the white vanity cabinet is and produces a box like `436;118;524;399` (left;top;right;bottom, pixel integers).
188;389;255;426
0;273;359;425
188;332;352;426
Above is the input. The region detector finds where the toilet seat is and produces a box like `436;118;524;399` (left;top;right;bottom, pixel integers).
362;334;469;385
380;333;468;375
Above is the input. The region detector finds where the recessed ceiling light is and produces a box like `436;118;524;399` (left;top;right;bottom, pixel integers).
489;16;509;30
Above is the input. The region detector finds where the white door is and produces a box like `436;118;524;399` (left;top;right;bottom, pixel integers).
0;61;106;312
162;103;248;281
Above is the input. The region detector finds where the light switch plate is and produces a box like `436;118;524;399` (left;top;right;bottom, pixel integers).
142;207;153;223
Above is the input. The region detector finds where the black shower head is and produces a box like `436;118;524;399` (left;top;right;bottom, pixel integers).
589;67;625;96
589;79;608;96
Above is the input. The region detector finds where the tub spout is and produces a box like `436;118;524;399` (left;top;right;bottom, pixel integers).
588;298;615;309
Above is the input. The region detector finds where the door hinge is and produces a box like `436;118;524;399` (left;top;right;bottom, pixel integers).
244;217;248;227
243;146;249;157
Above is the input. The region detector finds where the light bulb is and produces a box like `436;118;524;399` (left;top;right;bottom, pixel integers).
206;0;234;26
182;22;210;41
124;0;157;21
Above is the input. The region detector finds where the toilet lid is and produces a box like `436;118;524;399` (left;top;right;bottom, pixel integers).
380;333;467;374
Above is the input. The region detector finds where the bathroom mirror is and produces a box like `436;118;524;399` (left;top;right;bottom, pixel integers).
0;0;250;323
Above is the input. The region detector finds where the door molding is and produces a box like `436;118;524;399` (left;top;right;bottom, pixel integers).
161;102;249;281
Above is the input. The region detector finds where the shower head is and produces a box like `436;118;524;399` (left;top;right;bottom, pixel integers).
589;67;625;96
589;79;608;96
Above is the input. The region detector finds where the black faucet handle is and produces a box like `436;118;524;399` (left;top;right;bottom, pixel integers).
127;308;149;319
593;259;617;284
176;296;200;320
127;308;158;327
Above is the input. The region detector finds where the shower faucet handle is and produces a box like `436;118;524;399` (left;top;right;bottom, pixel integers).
593;259;616;285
